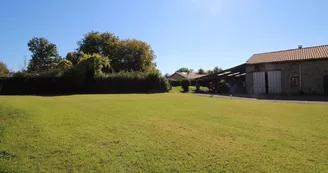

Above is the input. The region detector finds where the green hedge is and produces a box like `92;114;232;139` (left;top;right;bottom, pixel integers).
0;72;170;95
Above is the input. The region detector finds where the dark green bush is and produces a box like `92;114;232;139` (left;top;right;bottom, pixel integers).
89;71;170;93
163;78;172;91
1;53;170;95
209;81;231;93
0;77;77;95
181;79;190;93
0;71;170;95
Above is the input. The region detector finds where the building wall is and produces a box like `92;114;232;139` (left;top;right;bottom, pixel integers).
246;59;328;95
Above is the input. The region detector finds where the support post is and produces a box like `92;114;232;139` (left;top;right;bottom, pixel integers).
196;80;200;92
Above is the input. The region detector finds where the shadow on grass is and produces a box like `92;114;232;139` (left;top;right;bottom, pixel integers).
0;90;170;97
180;90;189;93
197;92;328;102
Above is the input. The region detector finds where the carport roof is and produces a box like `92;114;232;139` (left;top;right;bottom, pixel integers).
195;63;246;81
247;45;328;64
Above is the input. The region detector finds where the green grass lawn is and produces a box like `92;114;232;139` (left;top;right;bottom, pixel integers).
0;93;327;173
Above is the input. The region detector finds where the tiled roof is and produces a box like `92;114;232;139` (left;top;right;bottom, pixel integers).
176;72;205;79
247;45;328;64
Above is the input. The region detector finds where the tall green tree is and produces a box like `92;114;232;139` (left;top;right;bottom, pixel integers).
206;70;214;74
27;37;59;72
213;66;223;73
176;68;194;74
198;68;206;74
77;32;156;72
113;39;156;72
176;68;190;73
0;61;9;77
77;32;119;58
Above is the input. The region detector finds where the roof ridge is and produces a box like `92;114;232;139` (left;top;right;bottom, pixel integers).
253;44;328;56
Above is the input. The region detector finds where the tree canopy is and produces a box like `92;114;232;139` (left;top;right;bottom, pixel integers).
113;39;156;72
57;60;73;71
198;68;206;74
66;52;80;65
75;53;109;77
10;31;160;78
78;32;119;57
76;32;156;72
27;37;59;72
213;66;223;73
176;68;193;73
0;61;9;77
206;70;214;74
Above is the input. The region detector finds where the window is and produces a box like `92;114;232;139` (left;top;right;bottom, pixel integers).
291;76;299;86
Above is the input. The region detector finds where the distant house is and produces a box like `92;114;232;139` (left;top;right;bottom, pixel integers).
168;72;206;81
246;45;328;95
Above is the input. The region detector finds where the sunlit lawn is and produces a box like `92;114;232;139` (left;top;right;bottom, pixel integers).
0;93;327;172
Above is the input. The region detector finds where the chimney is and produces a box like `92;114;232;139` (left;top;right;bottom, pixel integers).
298;45;303;49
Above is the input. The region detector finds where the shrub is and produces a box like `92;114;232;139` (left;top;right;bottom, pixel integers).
162;77;172;91
212;81;230;93
181;79;190;93
0;77;76;95
12;70;32;77
90;71;170;93
0;71;170;95
75;53;109;77
57;60;73;71
62;53;110;88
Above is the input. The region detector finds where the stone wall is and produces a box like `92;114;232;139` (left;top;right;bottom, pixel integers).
246;59;328;95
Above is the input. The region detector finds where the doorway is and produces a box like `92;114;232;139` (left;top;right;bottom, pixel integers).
253;71;282;95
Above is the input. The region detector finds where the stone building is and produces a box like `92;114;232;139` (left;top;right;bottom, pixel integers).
246;45;328;95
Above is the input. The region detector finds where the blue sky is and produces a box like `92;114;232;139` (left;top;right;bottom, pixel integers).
1;0;328;74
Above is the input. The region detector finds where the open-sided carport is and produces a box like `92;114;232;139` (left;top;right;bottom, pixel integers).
194;63;246;94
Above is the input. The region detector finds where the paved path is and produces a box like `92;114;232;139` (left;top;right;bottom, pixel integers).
195;93;328;105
